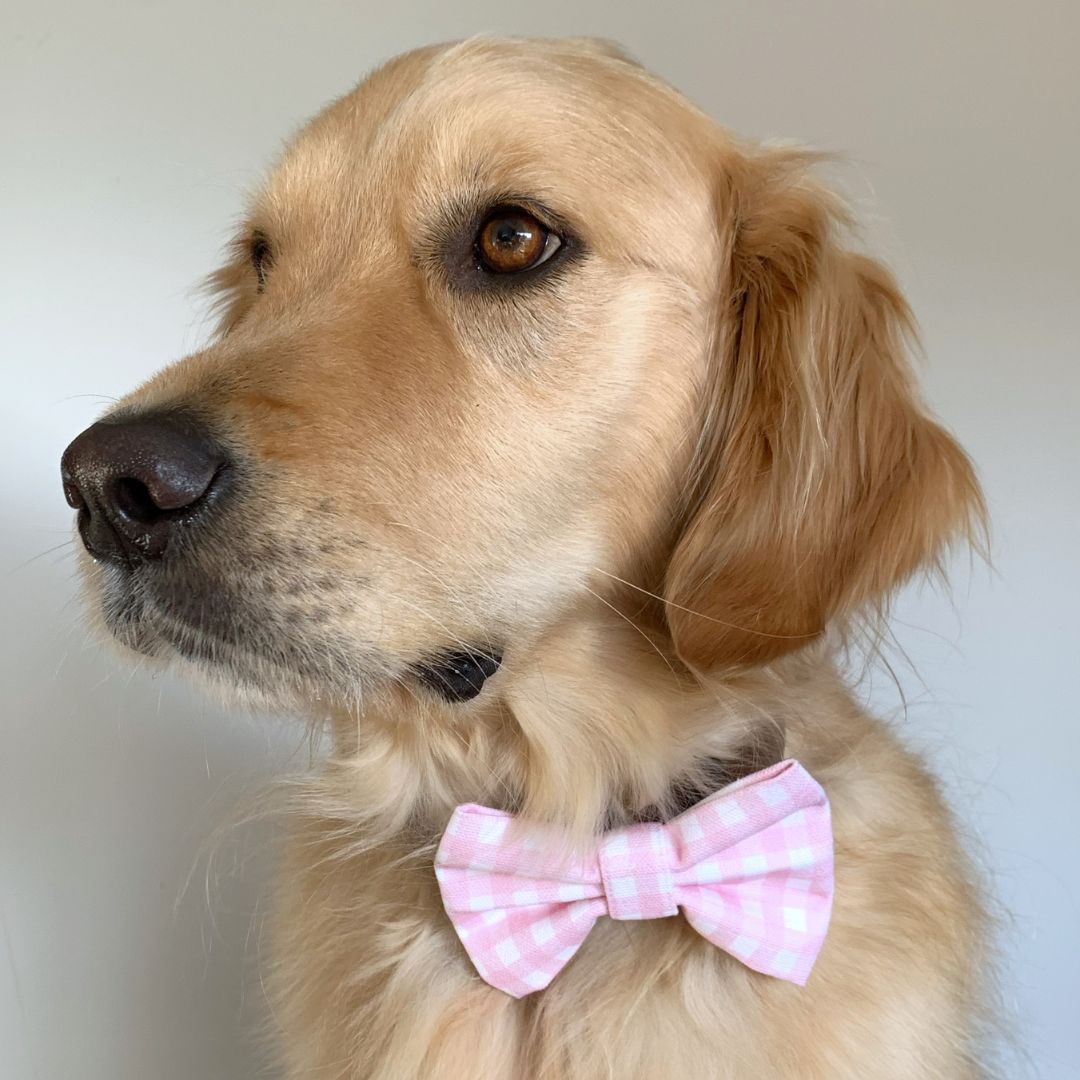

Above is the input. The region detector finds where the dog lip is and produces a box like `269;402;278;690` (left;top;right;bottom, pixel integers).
413;647;502;703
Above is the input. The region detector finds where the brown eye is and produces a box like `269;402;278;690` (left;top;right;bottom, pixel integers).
250;230;272;291
476;209;561;274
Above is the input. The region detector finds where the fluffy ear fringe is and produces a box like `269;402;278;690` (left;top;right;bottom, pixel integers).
665;148;986;674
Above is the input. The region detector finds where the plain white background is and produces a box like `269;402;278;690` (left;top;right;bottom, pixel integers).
3;2;1077;1077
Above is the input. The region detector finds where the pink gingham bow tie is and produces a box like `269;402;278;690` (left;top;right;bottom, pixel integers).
435;759;833;998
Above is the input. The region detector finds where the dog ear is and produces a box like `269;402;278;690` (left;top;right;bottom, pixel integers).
663;148;984;674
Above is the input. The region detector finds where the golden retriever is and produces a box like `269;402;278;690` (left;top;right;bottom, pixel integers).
61;36;990;1079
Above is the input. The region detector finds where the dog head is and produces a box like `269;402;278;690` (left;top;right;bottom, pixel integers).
61;38;982;718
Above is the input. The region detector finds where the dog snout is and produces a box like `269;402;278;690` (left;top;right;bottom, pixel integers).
61;411;229;563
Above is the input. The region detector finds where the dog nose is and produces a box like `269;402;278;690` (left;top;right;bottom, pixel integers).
61;412;228;563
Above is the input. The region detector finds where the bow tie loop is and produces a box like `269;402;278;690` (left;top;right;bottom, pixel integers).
598;823;679;921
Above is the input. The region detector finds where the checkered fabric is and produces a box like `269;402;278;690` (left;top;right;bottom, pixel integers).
434;759;834;998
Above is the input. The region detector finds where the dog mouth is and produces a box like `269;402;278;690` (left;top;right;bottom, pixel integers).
90;559;503;706
91;557;378;703
412;648;503;702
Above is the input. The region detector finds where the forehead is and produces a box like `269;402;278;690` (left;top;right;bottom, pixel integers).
257;39;717;262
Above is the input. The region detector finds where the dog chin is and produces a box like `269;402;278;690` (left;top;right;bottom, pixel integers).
88;565;368;712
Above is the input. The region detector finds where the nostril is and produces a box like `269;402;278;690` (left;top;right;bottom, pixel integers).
112;476;166;523
108;464;223;524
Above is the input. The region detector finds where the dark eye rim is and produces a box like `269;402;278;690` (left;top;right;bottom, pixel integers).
438;196;580;294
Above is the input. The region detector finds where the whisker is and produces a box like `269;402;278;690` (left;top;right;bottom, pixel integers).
389;549;479;613
591;567;817;640
581;583;681;680
378;588;519;679
8;539;77;574
54;392;120;405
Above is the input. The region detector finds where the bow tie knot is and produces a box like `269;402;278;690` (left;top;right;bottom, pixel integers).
598;823;678;920
435;759;833;998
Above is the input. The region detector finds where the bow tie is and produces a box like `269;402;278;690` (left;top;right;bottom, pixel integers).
435;759;833;998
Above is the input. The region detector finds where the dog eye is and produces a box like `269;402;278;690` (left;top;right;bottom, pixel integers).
250;231;272;291
475;208;561;274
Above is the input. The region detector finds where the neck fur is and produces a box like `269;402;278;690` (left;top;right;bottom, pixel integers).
314;599;826;851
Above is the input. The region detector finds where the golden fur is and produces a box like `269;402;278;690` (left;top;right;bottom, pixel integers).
75;37;989;1078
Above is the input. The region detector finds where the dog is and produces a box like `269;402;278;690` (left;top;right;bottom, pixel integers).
61;37;990;1079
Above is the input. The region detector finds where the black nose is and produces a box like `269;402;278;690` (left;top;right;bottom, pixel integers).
61;412;229;563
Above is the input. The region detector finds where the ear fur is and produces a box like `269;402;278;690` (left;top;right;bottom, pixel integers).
664;148;984;674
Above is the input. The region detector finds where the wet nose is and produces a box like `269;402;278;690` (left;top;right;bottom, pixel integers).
61;412;229;563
